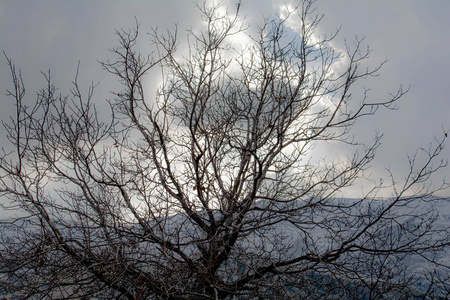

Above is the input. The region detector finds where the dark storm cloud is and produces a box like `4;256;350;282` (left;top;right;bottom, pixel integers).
0;0;449;201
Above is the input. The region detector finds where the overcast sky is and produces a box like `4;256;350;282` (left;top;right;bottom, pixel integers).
0;0;449;200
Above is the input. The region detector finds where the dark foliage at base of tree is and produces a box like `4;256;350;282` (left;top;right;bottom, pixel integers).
0;1;448;299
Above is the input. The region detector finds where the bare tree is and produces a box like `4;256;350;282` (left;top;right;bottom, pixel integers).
0;1;448;299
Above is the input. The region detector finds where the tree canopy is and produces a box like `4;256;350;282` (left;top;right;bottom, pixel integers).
0;1;448;299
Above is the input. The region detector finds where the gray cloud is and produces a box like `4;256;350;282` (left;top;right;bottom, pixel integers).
0;0;448;200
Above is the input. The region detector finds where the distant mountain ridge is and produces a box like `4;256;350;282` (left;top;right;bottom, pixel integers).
1;197;449;298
